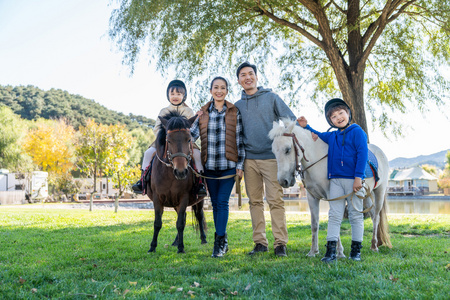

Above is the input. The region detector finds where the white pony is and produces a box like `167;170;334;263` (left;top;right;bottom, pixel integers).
269;119;392;257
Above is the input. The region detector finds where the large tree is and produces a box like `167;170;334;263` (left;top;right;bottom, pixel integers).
109;0;450;137
23;119;75;175
0;106;26;170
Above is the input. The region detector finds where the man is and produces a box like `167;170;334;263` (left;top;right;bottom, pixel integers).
234;62;297;257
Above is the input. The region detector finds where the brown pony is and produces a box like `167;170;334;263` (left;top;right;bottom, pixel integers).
147;112;207;254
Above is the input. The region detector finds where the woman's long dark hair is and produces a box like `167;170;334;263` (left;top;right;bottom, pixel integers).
210;76;229;91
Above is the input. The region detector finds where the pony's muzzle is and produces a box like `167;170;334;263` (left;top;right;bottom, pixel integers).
173;168;188;180
279;176;296;188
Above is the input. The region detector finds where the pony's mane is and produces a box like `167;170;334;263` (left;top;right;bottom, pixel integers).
156;111;190;147
269;118;313;144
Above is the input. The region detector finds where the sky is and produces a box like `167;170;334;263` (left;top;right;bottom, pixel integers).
1;0;450;162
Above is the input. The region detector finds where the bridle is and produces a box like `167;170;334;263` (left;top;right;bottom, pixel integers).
156;128;193;168
282;132;327;179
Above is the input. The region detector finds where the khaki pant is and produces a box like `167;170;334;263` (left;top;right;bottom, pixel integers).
244;159;288;248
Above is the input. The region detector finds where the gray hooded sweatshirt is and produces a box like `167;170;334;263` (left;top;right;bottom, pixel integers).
235;87;296;159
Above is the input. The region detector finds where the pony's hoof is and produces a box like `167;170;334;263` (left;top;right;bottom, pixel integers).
371;247;379;252
171;242;178;247
177;250;186;254
148;248;156;253
201;240;208;244
306;250;318;257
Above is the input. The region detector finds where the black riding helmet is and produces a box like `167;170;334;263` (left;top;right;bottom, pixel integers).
324;98;352;128
166;79;187;106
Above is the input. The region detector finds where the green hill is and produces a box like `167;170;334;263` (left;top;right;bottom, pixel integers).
0;85;155;129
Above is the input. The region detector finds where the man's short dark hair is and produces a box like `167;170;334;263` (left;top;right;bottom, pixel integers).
236;61;257;78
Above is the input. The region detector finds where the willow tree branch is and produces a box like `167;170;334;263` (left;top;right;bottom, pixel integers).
254;3;324;50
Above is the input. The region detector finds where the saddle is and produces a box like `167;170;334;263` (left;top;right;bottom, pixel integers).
364;150;380;187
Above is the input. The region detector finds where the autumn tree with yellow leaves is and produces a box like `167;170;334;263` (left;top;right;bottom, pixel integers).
23;119;76;198
23;119;75;175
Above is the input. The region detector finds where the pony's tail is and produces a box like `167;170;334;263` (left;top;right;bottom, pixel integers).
377;191;392;248
191;202;207;233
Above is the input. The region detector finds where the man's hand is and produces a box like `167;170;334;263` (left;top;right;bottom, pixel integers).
236;169;244;179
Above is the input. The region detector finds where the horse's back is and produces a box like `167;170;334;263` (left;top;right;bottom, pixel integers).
368;143;389;186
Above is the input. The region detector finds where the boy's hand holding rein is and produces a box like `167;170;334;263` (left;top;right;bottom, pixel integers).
353;177;363;192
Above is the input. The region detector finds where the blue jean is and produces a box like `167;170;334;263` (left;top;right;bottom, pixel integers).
204;168;236;236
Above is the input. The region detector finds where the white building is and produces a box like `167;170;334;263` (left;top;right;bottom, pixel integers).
76;177;120;199
389;166;438;194
0;170;48;204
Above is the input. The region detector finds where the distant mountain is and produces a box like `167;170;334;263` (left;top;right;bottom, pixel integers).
0;85;155;130
389;149;450;169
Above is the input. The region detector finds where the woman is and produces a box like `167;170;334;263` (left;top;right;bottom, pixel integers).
191;76;245;258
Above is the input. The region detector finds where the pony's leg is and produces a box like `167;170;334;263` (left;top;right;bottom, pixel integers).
307;195;320;257
171;207;181;246
370;190;382;252
175;199;189;254
149;200;164;253
193;201;208;244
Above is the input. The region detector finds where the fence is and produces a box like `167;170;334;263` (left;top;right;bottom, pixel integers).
0;191;26;205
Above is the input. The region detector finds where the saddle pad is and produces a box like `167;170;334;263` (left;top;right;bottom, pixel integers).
364;150;379;182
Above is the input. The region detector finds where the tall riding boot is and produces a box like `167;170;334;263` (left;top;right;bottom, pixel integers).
321;241;337;263
221;233;229;255
211;233;224;258
349;241;362;261
132;170;144;193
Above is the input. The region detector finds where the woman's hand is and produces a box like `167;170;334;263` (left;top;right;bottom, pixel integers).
236;169;244;179
297;116;307;128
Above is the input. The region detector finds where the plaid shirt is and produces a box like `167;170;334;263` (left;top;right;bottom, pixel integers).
191;102;245;171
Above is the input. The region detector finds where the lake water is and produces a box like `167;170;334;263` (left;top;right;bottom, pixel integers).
206;197;450;214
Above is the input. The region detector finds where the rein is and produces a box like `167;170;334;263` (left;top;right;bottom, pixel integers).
282;133;309;175
283;131;373;214
324;183;375;214
189;166;243;209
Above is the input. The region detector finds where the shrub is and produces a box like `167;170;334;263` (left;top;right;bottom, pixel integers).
437;177;450;189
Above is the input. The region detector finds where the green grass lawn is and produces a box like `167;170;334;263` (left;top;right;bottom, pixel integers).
0;206;449;299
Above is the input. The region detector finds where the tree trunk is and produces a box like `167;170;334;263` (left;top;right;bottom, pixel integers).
99;168;103;198
346;0;369;141
348;71;369;142
93;164;97;193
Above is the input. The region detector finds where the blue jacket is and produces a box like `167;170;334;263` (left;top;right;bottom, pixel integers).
305;124;368;179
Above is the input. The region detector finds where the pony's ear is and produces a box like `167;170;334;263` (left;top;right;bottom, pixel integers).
187;115;197;127
287;120;296;133
159;116;168;129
